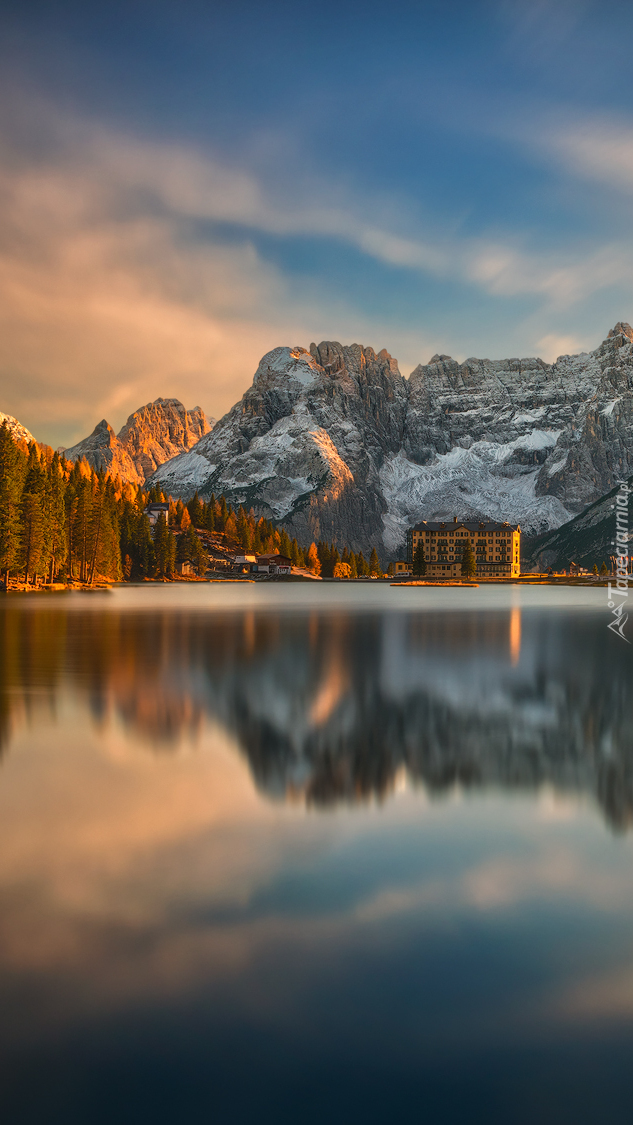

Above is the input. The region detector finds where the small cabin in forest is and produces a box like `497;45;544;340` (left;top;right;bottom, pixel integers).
256;553;292;575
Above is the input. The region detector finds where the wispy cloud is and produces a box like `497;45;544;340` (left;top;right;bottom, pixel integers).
544;115;633;195
0;92;629;443
70;114;633;305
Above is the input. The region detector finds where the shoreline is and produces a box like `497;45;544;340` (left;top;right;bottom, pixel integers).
0;574;616;594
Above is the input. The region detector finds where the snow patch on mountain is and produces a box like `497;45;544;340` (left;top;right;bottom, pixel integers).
189;408;354;520
0;411;35;444
381;434;573;549
152;449;213;494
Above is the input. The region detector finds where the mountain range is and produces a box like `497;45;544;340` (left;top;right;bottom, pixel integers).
4;322;633;558
149;324;633;554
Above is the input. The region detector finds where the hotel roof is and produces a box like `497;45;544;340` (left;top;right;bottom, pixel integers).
409;519;520;532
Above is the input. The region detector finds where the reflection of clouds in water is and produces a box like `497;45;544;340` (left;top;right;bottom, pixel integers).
2;707;633;1051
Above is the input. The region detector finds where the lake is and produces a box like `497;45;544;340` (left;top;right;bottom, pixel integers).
1;582;632;1123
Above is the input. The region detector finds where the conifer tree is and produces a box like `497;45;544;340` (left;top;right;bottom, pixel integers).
19;447;49;584
135;514;155;578
177;524;207;575
369;547;381;576
252;519;264;554
188;492;204;529
460;538;477;578
412;542;426;577
307;543;321;576
318;541;332;576
70;472;95;585
154;513;175;578
20;493;46;584
237;507;251;549
222;511;237;542
356;551;370;576
279;528;292;558
45;452;68;582
87;476;121;584
0;423;26;586
219;496;228;529
204;501;216;533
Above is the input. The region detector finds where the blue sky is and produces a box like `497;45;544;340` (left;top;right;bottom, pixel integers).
2;0;633;445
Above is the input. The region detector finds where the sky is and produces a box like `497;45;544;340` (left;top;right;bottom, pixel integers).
2;0;633;446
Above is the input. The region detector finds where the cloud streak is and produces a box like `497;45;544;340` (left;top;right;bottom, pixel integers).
0;92;632;443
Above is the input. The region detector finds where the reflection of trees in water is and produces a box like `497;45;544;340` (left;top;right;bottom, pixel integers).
0;605;68;756
0;602;632;829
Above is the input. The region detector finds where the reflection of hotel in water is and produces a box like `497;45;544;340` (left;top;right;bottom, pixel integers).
406;517;521;578
1;600;632;829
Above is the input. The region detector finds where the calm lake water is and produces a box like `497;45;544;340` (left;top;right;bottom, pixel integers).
1;582;632;1123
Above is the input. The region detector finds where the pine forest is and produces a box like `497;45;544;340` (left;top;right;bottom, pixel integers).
0;423;384;588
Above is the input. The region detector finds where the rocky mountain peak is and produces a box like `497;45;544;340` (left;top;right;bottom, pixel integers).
607;321;633;341
92;420;116;441
150;340;408;551
0;411;35;444
64;398;213;485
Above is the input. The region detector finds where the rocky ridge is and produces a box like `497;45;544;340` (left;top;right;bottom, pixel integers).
64;398;213;485
0;411;35;445
150;324;633;555
522;474;633;572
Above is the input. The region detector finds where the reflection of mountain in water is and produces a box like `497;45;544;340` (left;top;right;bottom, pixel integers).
1;601;632;829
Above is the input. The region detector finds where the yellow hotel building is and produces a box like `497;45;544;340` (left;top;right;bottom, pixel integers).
406;517;521;578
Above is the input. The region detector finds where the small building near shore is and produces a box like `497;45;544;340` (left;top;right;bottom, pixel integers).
256;553;292;575
176;560;195;577
406;517;521;578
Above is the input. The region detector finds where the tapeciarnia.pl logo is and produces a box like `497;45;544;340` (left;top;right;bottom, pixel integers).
607;481;631;642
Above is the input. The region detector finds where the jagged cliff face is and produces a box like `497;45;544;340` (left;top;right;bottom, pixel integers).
151;343;407;550
522;474;633;572
150;323;633;553
64;398;213;485
384;321;633;545
0;411;34;444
